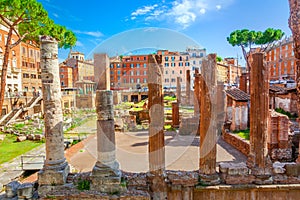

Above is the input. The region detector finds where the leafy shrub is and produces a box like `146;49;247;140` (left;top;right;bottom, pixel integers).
77;179;90;191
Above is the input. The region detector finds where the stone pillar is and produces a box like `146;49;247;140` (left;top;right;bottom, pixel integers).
239;73;248;93
90;90;122;193
172;102;179;128
194;68;200;135
94;53;110;90
247;53;272;184
147;54;167;199
186;70;191;105
199;54;220;185
176;77;181;104
38;36;69;187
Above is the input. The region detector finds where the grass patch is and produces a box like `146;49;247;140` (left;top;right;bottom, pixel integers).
0;134;44;164
77;179;90;191
275;108;298;119
233;129;250;140
164;124;176;131
164;95;176;101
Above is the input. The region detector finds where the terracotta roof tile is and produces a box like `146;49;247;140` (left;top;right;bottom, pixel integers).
225;88;250;101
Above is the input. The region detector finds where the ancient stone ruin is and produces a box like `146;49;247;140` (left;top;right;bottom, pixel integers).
3;39;300;199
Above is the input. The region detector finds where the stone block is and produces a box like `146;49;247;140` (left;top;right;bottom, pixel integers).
17;183;34;199
285;163;300;177
5;181;21;198
27;134;35;140
38;165;69;186
273;162;287;174
17;136;27;142
219;162;248;175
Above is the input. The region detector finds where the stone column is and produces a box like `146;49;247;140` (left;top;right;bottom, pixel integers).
247;53;272;184
186;70;191;105
199;54;220;185
172;102;180;128
194;68;200;135
147;54;167;200
90;90;122;193
176;77;181;103
239;73;248;94
38;36;69;187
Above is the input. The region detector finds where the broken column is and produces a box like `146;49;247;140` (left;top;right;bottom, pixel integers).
38;36;69;189
194;68;200;135
176;77;181;104
90;90;122;193
147;54;167;199
247;53;272;184
186;70;191;105
199;54;220;185
172;102;179;128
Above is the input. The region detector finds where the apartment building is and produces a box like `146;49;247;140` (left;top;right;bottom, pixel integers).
110;55;149;90
266;36;296;81
20;41;42;97
157;50;190;91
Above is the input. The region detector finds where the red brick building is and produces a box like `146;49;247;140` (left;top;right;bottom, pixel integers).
266;36;296;81
110;55;148;90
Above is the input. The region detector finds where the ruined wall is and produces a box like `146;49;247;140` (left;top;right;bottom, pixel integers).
222;130;250;156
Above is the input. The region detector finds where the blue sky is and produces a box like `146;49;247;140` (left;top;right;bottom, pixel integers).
38;0;291;66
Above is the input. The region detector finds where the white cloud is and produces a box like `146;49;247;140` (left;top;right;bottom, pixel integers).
74;30;103;38
131;4;158;17
76;41;84;47
128;0;234;29
199;8;206;14
53;13;59;18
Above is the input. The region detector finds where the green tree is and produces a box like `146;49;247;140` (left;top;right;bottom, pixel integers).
216;56;223;62
0;0;76;113
227;28;284;70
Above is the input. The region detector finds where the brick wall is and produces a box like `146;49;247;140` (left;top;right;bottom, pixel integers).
222;130;250;156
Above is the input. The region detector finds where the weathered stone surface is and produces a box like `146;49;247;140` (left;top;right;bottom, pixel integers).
247;53;272;177
273;162;287;174
219;162;248;176
179;117;198;135
172;102;180;128
17;183;34;199
5;181;21;198
199;54;218;178
176;77;181;104
96;90;114;120
16;135;27;142
222;130;250;156
285;163;300;176
39;36;69;187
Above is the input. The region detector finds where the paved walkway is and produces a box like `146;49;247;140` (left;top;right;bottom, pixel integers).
0;117;247;190
69;131;247;173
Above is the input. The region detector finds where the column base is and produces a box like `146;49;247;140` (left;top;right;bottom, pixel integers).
90;164;125;194
147;172;167;200
199;174;220;186
38;164;69;186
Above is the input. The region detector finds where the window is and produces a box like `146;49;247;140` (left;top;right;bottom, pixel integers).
179;56;182;61
123;63;127;68
137;78;140;83
165;63;169;67
31;74;37;79
144;57;146;60
130;63;134;68
60;68;64;72
12;50;16;56
131;78;134;83
180;70;182;74
136;70;140;75
165;78;169;83
61;82;64;86
130;71;134;76
166;71;168;75
23;73;29;78
110;64;114;68
136;63;140;68
143;71;147;75
200;53;204;57
12;59;16;68
171;78;176;82
137;57;140;60
193;61;196;65
185;62;190;66
179;62;183;67
172;70;174;74
143;63;147;68
117;64;120;68
110;71;114;75
186;56;189;61
143;78;147;83
123;79;127;83
117;70;121;75
165;57;169;61
171;56;175;61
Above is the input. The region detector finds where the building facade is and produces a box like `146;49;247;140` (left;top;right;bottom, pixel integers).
20;41;42;97
110;55;149;90
266;36;296;81
157;50;190;91
186;47;206;88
